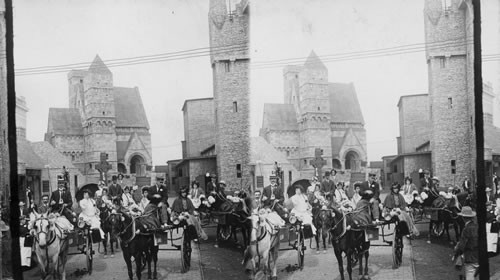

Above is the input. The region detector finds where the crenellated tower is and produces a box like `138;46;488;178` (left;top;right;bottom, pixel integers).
209;0;250;189
424;0;475;185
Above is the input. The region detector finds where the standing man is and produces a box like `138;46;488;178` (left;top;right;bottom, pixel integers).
206;174;217;194
453;206;478;279
462;176;472;194
320;171;336;201
150;177;169;222
261;176;284;208
360;173;381;223
420;169;433;193
108;175;123;200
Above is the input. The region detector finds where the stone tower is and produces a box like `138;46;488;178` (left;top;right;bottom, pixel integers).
208;0;250;189
424;0;476;185
81;55;118;177
296;51;332;174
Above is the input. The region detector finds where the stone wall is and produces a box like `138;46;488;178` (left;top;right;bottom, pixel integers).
183;99;215;157
399;95;431;153
209;0;251;191
0;8;7;207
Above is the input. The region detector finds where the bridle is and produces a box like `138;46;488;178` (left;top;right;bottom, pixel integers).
249;212;279;271
33;216;57;276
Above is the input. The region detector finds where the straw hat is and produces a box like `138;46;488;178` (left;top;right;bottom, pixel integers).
0;220;9;232
457;206;476;217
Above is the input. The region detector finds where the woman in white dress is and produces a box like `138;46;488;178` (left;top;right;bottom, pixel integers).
290;185;316;236
121;186;140;214
78;190;105;239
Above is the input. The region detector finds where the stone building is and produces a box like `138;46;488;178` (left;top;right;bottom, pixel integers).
175;98;217;192
259;51;367;182
424;0;476;186
208;0;250;190
0;2;7;207
45;55;152;184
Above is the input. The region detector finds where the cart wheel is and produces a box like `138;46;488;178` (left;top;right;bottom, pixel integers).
392;228;403;269
181;232;192;273
431;221;444;237
297;230;305;270
219;225;232;241
86;233;93;275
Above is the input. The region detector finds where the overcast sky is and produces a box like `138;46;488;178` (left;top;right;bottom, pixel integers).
13;0;499;166
250;0;500;163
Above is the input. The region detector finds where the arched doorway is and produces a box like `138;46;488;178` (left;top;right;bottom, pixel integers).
118;163;127;174
345;151;360;171
130;155;145;175
332;159;342;170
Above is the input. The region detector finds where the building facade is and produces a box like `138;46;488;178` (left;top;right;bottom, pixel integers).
209;0;251;190
260;51;367;182
425;0;476;185
45;55;152;184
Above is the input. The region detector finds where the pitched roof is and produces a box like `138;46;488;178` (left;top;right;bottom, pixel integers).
88;54;111;74
303;50;327;70
17;139;45;169
47;108;83;135
249;136;291;165
329;83;365;124
261;103;298;131
30;141;77;169
114;87;150;129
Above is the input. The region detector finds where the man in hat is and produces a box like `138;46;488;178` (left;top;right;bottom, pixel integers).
462;176;472;194
150;177;169;207
453;206;478;279
50;180;73;213
108;175;123;200
214;181;227;199
320;171;336;200
261;176;284;208
359;173;381;223
420;169;433;193
37;195;51;214
206;174;217;194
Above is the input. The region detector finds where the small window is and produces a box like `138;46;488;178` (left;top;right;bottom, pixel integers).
80;79;83;83
71;154;75;161
89;163;93;169
236;164;242;178
393;165;398;173
318;107;320;111
304;159;307;165
224;61;230;72
286;151;290;157
102;111;105;115
233;101;238;113
439;57;446;68
448;97;453;109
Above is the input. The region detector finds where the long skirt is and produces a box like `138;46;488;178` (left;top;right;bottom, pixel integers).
19;237;32;266
291;209;316;235
78;214;104;239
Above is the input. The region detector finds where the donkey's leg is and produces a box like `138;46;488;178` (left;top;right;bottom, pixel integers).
152;245;159;280
123;250;134;280
214;224;220;248
110;237;115;257
135;251;142;280
322;229;328;253
315;230;321;253
334;245;345;280
427;221;432;243
363;243;370;278
102;234;108;258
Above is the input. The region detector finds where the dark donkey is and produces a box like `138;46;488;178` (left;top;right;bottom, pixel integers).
313;206;332;254
117;211;160;280
100;206;120;257
329;206;371;280
427;194;464;244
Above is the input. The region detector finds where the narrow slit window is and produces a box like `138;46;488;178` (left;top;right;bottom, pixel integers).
448;97;453;109
224;61;230;72
440;57;446;68
236;164;242;178
233;101;238;113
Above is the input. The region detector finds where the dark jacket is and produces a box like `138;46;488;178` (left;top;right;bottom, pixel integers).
261;184;284;208
462;179;472;193
108;183;123;198
454;219;478;263
206;181;217;194
383;193;407;209
360;181;381;201
150;183;169;204
171;197;195;215
420;177;433;193
50;189;73;211
320;179;336;196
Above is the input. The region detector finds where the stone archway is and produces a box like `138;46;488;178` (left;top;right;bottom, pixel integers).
344;150;360;171
130;154;145;175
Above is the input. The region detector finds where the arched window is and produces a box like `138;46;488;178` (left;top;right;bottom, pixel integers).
345;151;360;171
130;155;145;175
118;163;127;174
332;159;342;170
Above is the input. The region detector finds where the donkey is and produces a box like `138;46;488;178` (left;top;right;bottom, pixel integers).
30;211;70;280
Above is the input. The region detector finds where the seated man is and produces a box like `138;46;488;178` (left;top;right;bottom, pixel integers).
78;190;105;239
290;185;316;236
171;186;208;241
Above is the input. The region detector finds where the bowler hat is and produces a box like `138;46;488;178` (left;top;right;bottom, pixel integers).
112;175;118;181
219;180;227;186
432;176;439;181
457;206;476;217
324;171;331;177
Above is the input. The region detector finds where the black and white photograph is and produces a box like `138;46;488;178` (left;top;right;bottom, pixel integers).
0;0;500;279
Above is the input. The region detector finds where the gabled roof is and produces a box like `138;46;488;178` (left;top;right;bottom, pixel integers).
329;83;365;124
47;108;83;136
30;141;77;169
249;136;292;165
261;103;298;131
88;54;111;74
17;139;45;169
114;87;150;129
304;50;327;70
